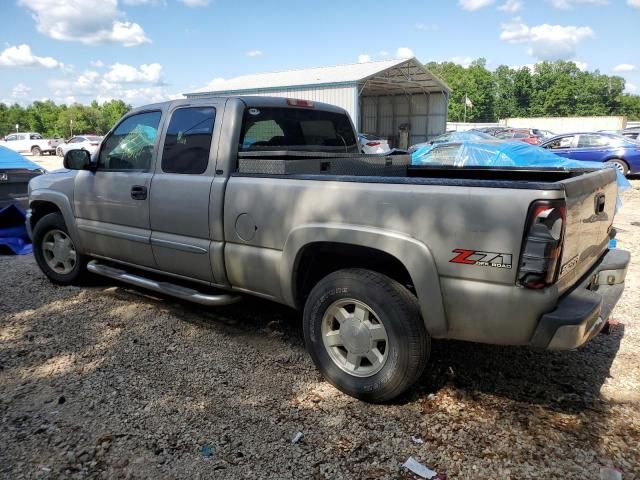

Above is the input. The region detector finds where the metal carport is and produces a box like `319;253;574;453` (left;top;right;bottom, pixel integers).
184;57;450;148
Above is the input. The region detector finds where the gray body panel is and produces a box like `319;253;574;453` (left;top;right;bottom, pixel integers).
27;96;621;348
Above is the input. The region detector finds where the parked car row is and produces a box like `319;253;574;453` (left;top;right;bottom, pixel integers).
408;126;640;176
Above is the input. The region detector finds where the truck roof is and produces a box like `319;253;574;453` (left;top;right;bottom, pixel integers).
126;96;349;116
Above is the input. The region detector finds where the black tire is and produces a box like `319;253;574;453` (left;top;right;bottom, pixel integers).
31;146;42;156
606;158;629;176
303;268;430;402
32;212;89;285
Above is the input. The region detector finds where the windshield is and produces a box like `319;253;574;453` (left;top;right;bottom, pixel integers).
239;107;358;153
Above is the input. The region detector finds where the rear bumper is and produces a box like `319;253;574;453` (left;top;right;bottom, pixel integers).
529;248;630;350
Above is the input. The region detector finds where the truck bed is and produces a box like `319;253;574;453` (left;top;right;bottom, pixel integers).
235;151;600;190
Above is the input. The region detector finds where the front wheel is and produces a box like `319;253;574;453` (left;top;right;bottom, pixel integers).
56;147;63;157
32;212;89;285
303;268;430;402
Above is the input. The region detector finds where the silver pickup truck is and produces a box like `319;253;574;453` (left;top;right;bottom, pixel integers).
26;97;630;402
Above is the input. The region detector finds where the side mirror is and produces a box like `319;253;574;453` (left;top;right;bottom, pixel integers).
64;149;93;170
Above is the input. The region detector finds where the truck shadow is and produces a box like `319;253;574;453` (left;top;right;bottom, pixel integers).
411;326;624;414
157;289;624;415
109;280;625;414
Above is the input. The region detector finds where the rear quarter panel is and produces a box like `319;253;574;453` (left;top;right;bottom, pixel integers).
223;176;564;343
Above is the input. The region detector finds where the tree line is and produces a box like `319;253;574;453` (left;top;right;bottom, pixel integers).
425;59;640;123
0;100;131;139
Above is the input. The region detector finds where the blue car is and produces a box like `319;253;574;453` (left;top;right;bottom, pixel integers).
540;132;640;176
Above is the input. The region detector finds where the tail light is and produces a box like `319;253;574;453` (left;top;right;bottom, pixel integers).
366;141;381;147
286;98;314;108
518;199;566;289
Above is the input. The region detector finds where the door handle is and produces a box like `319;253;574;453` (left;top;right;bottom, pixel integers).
131;185;147;200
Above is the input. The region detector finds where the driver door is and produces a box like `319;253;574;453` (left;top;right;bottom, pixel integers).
73;110;163;268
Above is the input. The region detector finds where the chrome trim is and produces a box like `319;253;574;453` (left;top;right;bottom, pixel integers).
87;260;241;306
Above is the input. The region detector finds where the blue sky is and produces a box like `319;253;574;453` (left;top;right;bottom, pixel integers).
1;0;639;106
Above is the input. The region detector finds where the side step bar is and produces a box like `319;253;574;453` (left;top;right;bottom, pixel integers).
87;260;241;306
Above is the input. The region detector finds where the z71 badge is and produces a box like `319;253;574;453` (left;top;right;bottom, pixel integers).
450;249;513;269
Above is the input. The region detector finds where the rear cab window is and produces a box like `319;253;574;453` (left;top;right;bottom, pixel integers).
161;107;215;174
239;106;358;154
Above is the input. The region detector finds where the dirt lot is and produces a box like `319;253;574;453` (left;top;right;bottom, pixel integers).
1;181;639;480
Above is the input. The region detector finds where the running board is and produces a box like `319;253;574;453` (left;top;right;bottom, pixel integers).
87;260;241;306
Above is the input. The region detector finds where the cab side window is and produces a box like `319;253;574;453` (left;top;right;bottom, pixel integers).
5;134;17;141
546;136;575;149
98;111;162;171
161;107;215;174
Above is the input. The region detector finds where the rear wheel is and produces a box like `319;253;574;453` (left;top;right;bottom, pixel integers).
606;158;629;176
303;268;430;402
32;212;89;285
31;146;41;156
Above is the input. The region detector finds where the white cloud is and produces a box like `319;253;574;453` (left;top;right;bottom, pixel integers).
379;50;389;57
629;0;640;7
179;0;210;6
459;0;494;10
450;56;474;68
90;60;105;68
358;54;371;63
573;61;588;71
500;17;594;60
104;63;163;84
396;47;414;59
0;44;61;69
50;72;179;106
12;83;32;99
549;0;607;8
245;50;263;57
625;82;638;93
17;0;150;47
498;0;523;11
613;63;637;72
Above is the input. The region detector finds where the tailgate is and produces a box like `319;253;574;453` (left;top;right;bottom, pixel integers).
556;167;617;292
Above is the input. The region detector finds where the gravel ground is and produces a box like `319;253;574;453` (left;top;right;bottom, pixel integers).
1;181;639;479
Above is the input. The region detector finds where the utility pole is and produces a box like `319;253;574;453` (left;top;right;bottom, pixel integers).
70;119;73;137
15;124;19;133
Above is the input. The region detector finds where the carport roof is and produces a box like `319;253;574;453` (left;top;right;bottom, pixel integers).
185;57;451;97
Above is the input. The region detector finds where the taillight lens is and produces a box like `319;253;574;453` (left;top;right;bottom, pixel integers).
518;200;566;289
366;141;381;147
286;98;314;108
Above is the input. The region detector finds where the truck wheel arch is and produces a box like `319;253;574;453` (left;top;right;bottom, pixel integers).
29;192;82;251
280;224;447;337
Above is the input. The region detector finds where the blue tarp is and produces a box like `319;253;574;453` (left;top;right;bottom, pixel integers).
411;133;631;199
0;204;32;255
0;145;44;171
0;147;40;254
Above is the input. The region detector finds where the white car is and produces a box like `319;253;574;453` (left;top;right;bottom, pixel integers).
56;135;103;157
358;134;391;154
